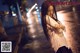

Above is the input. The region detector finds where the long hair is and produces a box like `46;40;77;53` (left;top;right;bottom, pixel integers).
41;0;57;40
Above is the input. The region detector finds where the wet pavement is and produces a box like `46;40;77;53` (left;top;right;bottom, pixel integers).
17;12;55;53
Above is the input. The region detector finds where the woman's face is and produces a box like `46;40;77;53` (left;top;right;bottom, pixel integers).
47;5;54;17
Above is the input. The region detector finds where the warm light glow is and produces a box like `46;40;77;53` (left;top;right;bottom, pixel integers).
27;17;32;24
56;10;75;50
57;11;66;38
32;35;36;38
57;11;65;25
27;3;37;15
27;3;37;18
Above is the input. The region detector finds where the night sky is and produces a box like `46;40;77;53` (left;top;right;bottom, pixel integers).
0;0;8;11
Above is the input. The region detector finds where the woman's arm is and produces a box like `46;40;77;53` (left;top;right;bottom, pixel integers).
57;21;65;30
45;15;65;30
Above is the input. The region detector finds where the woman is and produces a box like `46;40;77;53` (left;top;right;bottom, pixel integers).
41;0;68;52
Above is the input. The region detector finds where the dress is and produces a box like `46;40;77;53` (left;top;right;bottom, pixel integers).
45;15;68;51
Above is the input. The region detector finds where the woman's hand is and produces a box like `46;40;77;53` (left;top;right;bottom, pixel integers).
57;21;65;30
55;23;65;32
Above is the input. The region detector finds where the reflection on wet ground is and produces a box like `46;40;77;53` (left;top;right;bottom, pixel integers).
17;12;55;53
